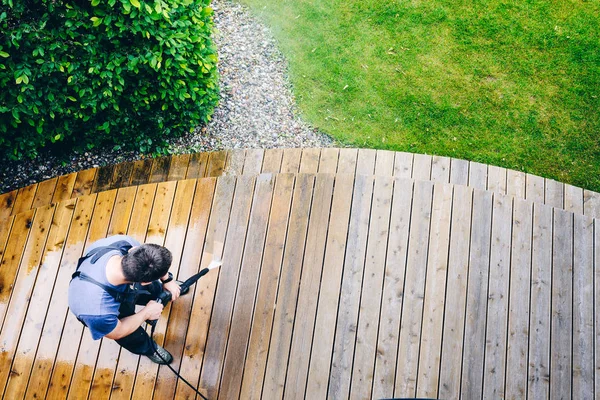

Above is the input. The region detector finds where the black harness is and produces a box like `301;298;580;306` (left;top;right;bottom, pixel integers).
70;240;150;314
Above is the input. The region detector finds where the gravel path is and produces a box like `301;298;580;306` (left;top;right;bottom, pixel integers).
0;0;333;194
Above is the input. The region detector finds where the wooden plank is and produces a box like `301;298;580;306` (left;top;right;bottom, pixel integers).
338;148;359;174
0;216;15;268
430;156;450;183
86;186;140;400
0;204;56;394
595;219;600;399
24;195;96;400
304;174;355;399
52;173;77;204
487;165;507;194
394;180;434;397
415;183;453;398
481;193;513;399
32;177;58;209
93;164;116;193
174;176;236;400
349;176;394;400
168;154;191;181
3;199;75;400
261;174;316;400
412;153;432;181
238;174;295;400
72;168;97;198
564;184;584;214
438;186;473;399
11;183;37;214
356;148;376;175
149;156;172;183
374;150;395;176
45;190;115;400
151;178;216;400
327;175;374;400
468;161;488;190
526;173;545;204
197;176;257;399
0;190;17;220
129;181;179;400
550;209;573;400
130;159;153;186
186;152;209;179
280;148;302;173
243;148;265;175
0;210;35;325
261;149;284;173
583;190;600;219
449;158;469;186
206;151;228;177
572;214;594;399
460;189;493;399
545;178;564;209
527;203;553;399
299;148;321;173
225;149;246;175
318;148;339;173
217;174;275;400
284;174;335;400
394;152;414;179
505;198;533;399
106;185;159;400
371;179;414;399
112;161;135;189
507;169;526;199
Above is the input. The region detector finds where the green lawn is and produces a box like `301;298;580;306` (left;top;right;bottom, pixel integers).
239;0;600;190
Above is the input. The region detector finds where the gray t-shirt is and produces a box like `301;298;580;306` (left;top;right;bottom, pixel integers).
68;235;140;340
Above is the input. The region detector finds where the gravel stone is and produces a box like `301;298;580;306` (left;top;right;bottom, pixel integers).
0;0;333;194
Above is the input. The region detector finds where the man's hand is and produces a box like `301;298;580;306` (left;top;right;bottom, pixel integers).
163;280;181;301
144;300;164;320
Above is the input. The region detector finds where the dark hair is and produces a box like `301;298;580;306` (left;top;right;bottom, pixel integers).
121;244;172;283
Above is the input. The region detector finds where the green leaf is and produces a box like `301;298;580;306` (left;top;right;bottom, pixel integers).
0;51;9;58
90;16;103;27
91;0;100;6
130;0;141;9
54;134;61;141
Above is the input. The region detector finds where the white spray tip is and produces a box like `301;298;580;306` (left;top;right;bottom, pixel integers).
208;259;222;270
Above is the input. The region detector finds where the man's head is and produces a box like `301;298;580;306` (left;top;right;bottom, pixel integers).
121;244;172;283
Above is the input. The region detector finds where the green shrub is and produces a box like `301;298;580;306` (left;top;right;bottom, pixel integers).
0;0;219;159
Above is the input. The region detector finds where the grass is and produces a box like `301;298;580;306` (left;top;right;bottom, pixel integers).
238;0;600;190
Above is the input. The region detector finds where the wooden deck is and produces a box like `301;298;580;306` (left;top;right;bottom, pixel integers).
0;149;598;400
2;148;600;220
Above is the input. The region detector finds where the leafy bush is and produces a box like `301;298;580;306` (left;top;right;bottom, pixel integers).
0;0;219;159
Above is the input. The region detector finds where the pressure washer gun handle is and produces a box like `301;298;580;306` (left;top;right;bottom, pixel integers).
147;290;173;327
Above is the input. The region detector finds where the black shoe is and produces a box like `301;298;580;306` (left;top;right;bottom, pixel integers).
147;345;173;364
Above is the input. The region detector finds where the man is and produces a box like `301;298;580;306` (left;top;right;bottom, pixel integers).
68;235;181;364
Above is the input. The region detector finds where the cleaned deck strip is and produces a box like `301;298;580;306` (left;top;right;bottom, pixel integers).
349;176;394;400
262;174;315;399
460;189;493;399
327;175;374;400
564;184;584;214
261;149;284;173
284;174;335;400
374;150;395;176
545;179;564;209
482;193;513;399
468;161;488;190
305;173;355;399
11;184;37;215
416;183;453;398
238;174;295;400
393;151;413;178
198;176;257;399
430;155;450;183
280;148;302;173
371;178;413;399
526;173;545;204
583;190;600;219
299;148;321;173
72;168;97;198
356;149;376;175
52;172;77;204
505;198;533;399
174;176;236;400
225;149;246;176
487;165;506;194
507;169;526;198
449;158;469;186
318;148;339;173
244;148;265;175
218;174;275;400
412;153;432;181
394;180;434;398
0;204;56;395
31;177;58;209
337;149;358;174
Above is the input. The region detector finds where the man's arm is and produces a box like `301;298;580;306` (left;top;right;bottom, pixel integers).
105;300;163;340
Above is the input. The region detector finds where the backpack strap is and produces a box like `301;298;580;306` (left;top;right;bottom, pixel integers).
75;240;133;271
71;271;134;303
